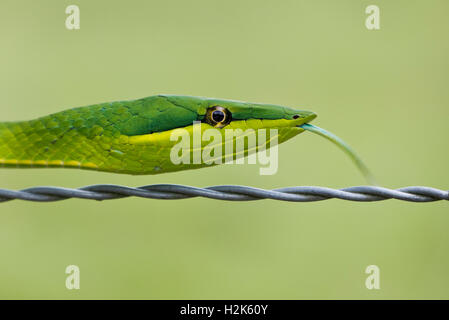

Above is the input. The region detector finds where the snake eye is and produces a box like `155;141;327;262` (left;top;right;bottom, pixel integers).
205;106;232;128
212;110;225;122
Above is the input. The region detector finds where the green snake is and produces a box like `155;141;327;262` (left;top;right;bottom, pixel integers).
0;95;373;181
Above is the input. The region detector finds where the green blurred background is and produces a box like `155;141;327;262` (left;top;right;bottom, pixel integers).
0;0;448;299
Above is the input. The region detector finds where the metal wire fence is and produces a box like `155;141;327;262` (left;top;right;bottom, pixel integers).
0;184;447;203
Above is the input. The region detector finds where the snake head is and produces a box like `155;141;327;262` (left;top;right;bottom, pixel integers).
159;94;317;130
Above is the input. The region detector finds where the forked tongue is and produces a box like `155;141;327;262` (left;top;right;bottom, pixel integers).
300;123;376;185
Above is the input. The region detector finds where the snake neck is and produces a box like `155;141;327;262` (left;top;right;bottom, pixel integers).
0;120;95;169
0;122;28;165
0;121;45;167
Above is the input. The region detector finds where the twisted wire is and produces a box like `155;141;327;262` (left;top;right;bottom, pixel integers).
0;184;447;203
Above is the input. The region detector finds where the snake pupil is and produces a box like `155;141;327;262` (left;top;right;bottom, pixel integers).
212;110;225;123
205;106;232;127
